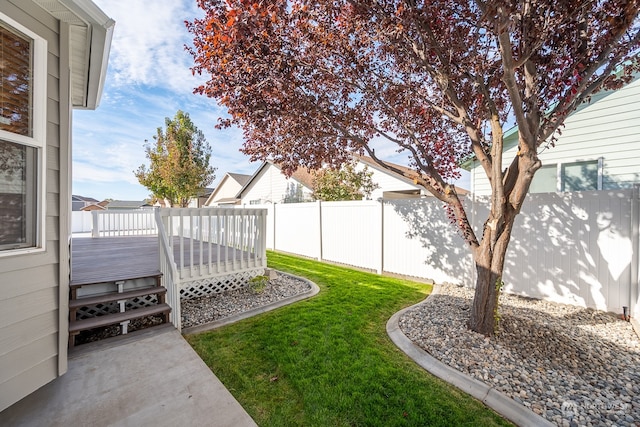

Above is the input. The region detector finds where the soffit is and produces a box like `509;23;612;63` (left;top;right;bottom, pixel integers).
33;0;114;109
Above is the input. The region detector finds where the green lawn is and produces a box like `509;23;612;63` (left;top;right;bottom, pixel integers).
186;251;511;426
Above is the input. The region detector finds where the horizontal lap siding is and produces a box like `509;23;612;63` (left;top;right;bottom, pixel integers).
242;163;312;204
471;78;640;195
0;1;63;411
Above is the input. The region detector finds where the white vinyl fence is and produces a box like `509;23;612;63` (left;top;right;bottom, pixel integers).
72;211;92;233
246;187;640;317
90;209;157;236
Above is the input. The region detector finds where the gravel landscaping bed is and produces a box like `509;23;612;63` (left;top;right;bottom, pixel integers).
181;273;312;329
400;284;640;427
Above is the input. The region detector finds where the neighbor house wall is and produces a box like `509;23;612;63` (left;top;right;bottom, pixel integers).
0;0;69;411
206;175;242;206
354;161;422;200
241;163;312;204
470;77;640;195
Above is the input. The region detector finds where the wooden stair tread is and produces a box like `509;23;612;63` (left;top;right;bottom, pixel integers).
69;304;171;333
69;286;167;309
70;271;162;289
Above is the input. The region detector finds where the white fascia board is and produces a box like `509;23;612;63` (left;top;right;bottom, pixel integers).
52;0;115;109
64;0;114;109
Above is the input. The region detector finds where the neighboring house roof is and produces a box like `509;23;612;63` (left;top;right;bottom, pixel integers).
228;172;252;185
356;155;422;186
72;195;99;203
104;200;147;209
237;157;467;202
215;197;243;204
34;0;114;109
205;173;252;206
197;187;215;197
356;155;469;196
80;204;105;211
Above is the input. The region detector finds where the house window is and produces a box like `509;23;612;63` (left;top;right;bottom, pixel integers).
530;159;603;193
0;17;46;255
529;164;557;193
561;160;599;191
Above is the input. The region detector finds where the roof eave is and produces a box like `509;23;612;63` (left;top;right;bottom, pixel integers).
35;0;115;110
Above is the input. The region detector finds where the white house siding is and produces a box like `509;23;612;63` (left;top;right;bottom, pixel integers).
354;161;422;200
470;78;640;195
207;174;243;205
241;163;312;204
0;1;68;411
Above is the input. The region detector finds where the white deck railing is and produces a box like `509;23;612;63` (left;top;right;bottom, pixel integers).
86;207;268;331
159;207;268;281
155;209;181;330
91;209;157;237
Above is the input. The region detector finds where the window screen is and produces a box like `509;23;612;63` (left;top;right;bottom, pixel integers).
529;164;557;193
0;139;36;249
0;23;32;137
561;161;598;191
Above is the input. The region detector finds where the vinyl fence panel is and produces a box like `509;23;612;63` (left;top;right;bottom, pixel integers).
320;200;382;272
383;198;473;285
71;211;92;233
273;202;320;258
230;189;639;316
494;190;637;313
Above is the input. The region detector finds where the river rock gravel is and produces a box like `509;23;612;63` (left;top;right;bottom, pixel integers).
181;273;311;329
399;284;640;426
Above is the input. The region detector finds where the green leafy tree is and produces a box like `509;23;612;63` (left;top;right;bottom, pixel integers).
312;161;379;201
135;111;216;207
283;182;306;203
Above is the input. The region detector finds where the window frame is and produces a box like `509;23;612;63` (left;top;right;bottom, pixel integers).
560;159;603;192
529;157;604;194
0;14;47;257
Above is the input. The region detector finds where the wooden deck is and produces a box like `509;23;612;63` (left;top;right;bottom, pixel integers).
71;236;246;286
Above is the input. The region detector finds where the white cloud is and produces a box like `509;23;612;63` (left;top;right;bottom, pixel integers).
95;0;203;94
73;160;140;185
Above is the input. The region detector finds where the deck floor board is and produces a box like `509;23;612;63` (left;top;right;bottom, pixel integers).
71;236;251;286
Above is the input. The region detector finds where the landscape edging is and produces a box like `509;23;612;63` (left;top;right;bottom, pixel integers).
182;271;320;335
386;284;554;427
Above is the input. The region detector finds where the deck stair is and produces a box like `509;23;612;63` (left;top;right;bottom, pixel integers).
69;273;170;347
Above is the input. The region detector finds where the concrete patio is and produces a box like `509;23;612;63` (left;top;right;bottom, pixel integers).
0;324;257;427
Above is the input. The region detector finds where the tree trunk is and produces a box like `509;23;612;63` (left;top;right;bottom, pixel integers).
468;240;506;336
468;209;519;336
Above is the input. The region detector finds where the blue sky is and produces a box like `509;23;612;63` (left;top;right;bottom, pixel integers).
72;0;253;201
73;0;466;202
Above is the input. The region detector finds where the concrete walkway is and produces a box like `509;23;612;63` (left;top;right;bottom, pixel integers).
0;324;257;427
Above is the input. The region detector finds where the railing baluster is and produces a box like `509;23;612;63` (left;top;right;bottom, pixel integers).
189;210;195;278
179;210;184;280
198;210;204;276
240;211;245;269
207;211;212;275
216;213;221;274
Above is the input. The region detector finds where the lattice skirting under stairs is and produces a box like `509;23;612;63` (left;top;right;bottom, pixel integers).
179;268;264;300
75;295;159;320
